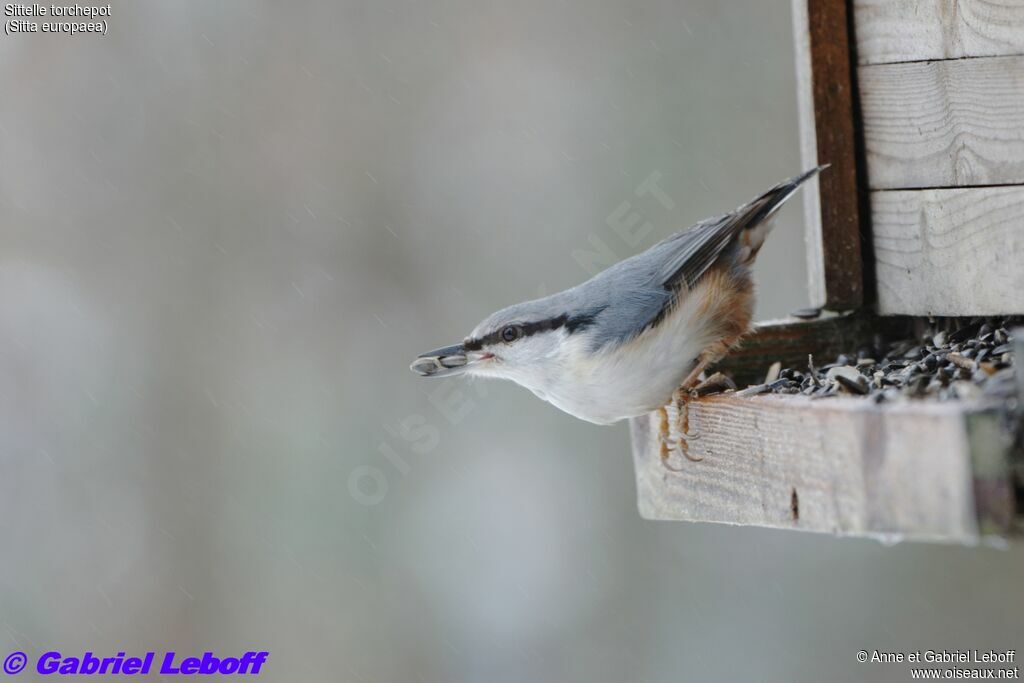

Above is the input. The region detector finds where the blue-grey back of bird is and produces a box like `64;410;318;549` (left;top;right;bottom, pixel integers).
478;166;824;352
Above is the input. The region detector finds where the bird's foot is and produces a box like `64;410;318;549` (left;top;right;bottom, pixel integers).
656;406;684;471
672;388;704;462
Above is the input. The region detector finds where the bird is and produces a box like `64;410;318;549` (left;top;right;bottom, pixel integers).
411;167;825;453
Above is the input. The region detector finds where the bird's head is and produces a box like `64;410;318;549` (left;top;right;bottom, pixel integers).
409;295;603;383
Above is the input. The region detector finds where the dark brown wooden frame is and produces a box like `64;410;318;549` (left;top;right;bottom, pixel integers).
794;0;866;311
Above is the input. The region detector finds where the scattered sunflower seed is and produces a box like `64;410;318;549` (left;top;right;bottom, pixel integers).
736;383;771;397
790;307;822;320
735;318;1018;402
835;373;869;395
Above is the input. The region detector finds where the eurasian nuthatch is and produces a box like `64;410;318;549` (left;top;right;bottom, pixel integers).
411;167;825;430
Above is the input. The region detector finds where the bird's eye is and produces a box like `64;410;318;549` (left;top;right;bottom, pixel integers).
500;325;522;343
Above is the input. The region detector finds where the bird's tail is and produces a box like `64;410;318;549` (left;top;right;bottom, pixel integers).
733;165;827;265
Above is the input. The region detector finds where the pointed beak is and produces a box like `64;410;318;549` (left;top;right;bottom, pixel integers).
410;343;491;377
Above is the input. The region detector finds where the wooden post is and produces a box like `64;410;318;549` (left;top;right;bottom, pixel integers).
792;0;865;311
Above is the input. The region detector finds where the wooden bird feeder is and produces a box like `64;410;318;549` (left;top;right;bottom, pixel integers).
630;0;1024;544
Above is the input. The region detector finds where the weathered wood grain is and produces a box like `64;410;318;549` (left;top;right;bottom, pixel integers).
629;394;1015;543
791;0;864;310
872;187;1024;315
860;56;1024;189
853;0;1024;66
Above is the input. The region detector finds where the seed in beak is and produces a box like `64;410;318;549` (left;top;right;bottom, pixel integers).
410;357;443;376
410;343;470;377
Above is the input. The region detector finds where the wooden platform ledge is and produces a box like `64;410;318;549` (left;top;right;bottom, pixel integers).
630;394;1016;544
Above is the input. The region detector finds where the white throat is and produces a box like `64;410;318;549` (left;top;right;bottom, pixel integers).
479;298;718;425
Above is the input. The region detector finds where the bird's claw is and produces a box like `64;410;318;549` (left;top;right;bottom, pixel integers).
673;387;705;461
660;446;685;471
656;391;705;469
656;406;686;471
680;446;704;462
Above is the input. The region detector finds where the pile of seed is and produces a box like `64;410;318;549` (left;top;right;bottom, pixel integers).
734;320;1018;403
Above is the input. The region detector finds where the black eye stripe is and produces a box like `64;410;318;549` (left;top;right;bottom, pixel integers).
463;308;604;350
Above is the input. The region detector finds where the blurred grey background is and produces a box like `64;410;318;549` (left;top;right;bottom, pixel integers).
1;1;1021;682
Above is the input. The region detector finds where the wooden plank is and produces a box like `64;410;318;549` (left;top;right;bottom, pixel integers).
710;314;912;385
872;187;1024;315
791;0;864;311
860;56;1024;189
629;394;1015;543
853;0;1024;66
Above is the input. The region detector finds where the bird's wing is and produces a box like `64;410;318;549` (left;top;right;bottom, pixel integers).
655;166;825;291
582;167;825;351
